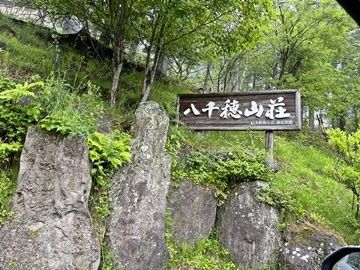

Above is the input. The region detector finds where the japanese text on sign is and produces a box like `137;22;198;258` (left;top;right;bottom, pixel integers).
183;97;291;121
177;90;301;131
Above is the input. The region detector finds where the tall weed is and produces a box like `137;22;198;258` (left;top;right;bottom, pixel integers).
0;171;15;225
39;78;104;138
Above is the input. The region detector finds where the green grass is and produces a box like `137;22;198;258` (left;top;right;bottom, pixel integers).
273;134;356;243
167;230;243;270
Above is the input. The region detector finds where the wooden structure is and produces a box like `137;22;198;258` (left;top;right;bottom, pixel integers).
177;90;301;158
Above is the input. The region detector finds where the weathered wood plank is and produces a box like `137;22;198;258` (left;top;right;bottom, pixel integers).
177;90;301;131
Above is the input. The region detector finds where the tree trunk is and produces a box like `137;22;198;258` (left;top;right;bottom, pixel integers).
141;45;152;102
309;107;315;130
141;19;165;102
252;74;256;90
238;58;248;92
141;51;160;102
141;42;163;102
339;111;347;131
156;51;169;77
110;46;124;107
203;64;211;92
110;62;123;107
128;41;138;63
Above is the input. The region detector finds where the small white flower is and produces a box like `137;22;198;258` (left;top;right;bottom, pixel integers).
292;251;297;255
300;255;310;262
297;253;301;257
308;247;312;250
295;248;300;252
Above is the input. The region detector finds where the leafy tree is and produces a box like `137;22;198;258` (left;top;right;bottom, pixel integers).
29;0;273;105
133;0;273;101
328;128;360;219
235;0;356;128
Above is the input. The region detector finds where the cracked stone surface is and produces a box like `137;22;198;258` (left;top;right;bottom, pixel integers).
217;181;281;269
279;221;343;270
0;127;100;270
167;180;217;245
107;101;171;270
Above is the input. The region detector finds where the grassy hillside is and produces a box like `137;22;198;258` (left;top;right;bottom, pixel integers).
0;12;358;269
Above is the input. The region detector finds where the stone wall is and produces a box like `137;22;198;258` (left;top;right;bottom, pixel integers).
0;101;345;270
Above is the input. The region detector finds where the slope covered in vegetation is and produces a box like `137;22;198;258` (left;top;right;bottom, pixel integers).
0;11;358;269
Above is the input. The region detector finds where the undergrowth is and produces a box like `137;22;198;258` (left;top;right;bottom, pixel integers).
167;232;241;270
166;123;359;246
0;171;16;225
39;77;104;138
273;132;356;244
167;126;273;205
165;211;241;270
87;131;132;221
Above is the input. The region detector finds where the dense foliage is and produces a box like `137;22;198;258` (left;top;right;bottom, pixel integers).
328;129;360;219
88;131;132;221
0;78;44;167
170;147;273;205
29;0;273;105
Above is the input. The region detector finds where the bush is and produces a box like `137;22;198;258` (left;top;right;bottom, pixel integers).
39;78;104;138
0;77;44;169
171;147;273;205
87;131;132;221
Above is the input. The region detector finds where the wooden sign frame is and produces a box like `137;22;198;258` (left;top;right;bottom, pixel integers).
177;90;301;131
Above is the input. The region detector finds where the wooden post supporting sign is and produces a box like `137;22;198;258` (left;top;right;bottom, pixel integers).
265;131;274;160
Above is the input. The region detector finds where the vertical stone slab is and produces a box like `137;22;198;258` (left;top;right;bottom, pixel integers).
167;180;217;245
217;181;281;269
0;127;100;270
107;101;171;270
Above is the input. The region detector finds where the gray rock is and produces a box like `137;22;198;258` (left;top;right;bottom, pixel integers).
0;127;100;270
280;221;343;270
167;180;217;245
107;101;171;270
217;181;281;269
265;158;280;174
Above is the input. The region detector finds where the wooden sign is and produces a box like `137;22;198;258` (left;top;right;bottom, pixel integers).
177;90;301;131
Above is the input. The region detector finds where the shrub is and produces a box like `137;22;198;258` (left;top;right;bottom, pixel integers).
328;128;360;219
87;131;132;221
0;77;44;169
171;147;273;205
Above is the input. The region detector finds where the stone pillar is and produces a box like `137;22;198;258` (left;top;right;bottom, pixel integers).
0;127;100;270
107;101;171;270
